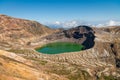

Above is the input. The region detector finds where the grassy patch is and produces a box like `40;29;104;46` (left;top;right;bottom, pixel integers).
67;70;92;80
51;67;71;75
48;64;72;75
103;75;116;80
7;49;30;54
38;60;47;65
30;58;48;65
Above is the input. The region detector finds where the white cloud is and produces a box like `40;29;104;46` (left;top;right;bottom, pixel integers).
45;20;120;28
107;20;116;26
45;20;87;29
61;20;80;28
96;20;120;27
55;21;61;25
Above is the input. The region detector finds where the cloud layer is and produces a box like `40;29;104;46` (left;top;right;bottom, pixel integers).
45;20;120;29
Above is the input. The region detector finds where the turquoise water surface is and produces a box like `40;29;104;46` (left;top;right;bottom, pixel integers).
36;42;84;54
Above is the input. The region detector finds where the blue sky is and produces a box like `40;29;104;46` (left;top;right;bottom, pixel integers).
0;0;120;24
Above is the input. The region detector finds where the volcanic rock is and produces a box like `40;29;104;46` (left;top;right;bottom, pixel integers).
63;26;95;49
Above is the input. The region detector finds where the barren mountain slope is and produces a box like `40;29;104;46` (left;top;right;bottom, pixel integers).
0;14;55;49
0;50;68;80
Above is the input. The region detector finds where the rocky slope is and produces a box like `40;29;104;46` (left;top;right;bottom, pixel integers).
0;14;55;50
0;50;68;80
0;15;120;80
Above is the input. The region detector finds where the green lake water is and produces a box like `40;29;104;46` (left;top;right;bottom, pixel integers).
36;42;84;54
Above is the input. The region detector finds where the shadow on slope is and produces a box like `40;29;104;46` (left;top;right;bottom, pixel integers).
63;26;95;49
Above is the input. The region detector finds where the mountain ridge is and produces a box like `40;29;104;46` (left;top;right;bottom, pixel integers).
0;14;57;50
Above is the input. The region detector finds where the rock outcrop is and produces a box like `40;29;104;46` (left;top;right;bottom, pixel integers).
63;26;95;49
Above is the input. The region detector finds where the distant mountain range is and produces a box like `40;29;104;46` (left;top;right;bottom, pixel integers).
46;20;120;28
